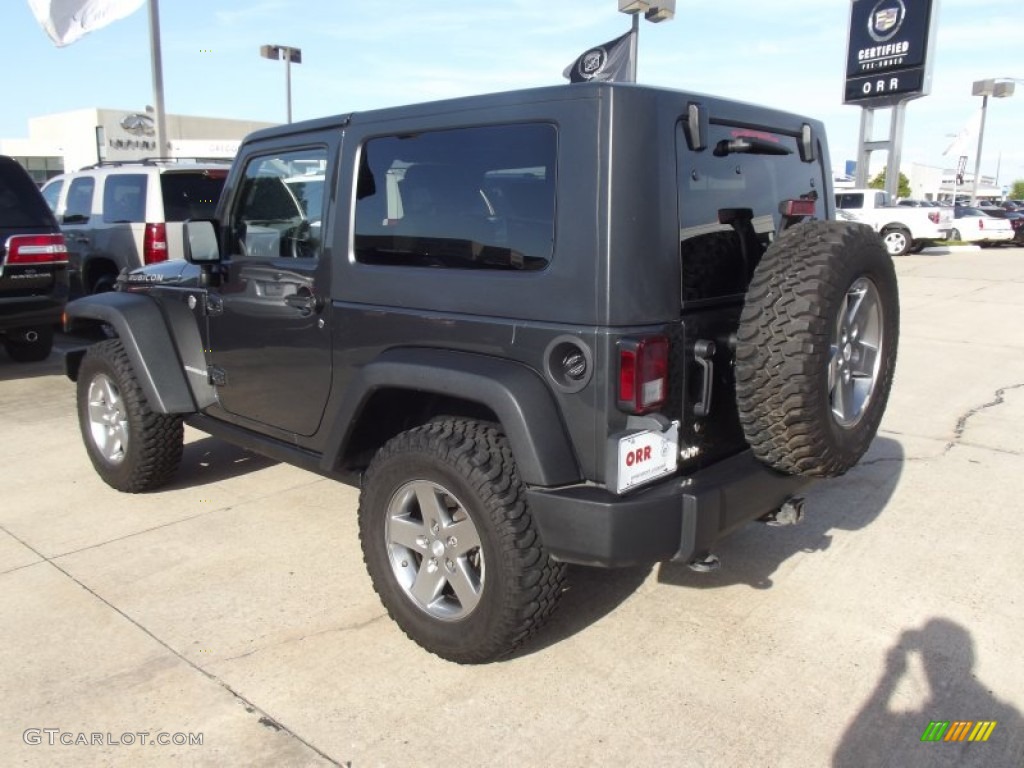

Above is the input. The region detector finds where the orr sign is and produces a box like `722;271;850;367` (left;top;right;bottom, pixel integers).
843;0;938;106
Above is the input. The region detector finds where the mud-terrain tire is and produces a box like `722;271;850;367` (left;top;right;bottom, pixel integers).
4;326;53;363
880;226;911;257
735;221;899;477
358;419;565;664
77;339;183;492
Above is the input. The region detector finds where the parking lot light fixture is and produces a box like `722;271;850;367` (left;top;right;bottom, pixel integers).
970;78;1015;205
617;1;675;81
260;44;302;124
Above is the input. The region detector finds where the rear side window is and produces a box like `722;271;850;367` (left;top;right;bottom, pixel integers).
354;123;556;271
0;161;54;227
64;177;96;223
677;122;826;303
160;170;228;221
103;174;147;223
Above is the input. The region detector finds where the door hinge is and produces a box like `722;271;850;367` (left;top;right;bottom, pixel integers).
208;365;227;387
206;294;224;317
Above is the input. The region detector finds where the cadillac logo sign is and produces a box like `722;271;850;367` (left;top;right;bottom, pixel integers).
868;1;905;42
120;113;155;137
844;0;936;105
577;48;608;81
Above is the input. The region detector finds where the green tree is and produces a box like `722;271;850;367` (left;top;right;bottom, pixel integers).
869;168;912;199
1010;180;1024;200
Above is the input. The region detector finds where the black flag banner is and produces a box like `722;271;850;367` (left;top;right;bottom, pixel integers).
563;30;635;83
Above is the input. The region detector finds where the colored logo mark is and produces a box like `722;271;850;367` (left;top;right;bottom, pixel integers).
920;720;997;743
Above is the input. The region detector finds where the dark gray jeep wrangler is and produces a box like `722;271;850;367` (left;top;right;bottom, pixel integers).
64;83;899;663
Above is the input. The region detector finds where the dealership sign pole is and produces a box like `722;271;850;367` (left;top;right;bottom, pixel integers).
844;0;940;200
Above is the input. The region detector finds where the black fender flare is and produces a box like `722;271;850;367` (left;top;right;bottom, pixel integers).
64;291;211;414
324;348;580;488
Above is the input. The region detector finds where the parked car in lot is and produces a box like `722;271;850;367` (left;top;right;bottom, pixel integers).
896;199;940;207
41;159;229;295
977;204;1024;244
836;188;951;255
950;206;1015;246
0;155;69;362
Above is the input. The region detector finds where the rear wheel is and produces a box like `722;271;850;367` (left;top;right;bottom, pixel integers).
4;326;54;363
77;339;183;492
358;419;565;663
735;221;899;477
880;227;911;256
950;228;962;242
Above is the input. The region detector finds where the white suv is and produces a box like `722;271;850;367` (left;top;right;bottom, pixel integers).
41;160;229;294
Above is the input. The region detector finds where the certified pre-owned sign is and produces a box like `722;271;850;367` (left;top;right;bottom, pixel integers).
843;0;938;105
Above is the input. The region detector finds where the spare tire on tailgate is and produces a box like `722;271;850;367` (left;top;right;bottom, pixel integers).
735;221;899;477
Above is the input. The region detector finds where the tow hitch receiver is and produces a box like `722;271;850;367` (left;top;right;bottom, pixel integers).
760;497;806;527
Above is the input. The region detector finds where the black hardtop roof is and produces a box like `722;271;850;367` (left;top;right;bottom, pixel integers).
240;82;823;146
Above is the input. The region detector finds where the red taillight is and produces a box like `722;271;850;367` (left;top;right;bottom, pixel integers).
978;218;984;230
928;211;940;224
5;233;68;264
780;199;816;217
618;336;669;414
144;222;168;264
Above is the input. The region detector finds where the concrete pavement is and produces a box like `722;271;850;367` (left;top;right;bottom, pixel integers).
1;247;1023;767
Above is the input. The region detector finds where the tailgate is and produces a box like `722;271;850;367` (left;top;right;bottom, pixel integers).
674;116;830;469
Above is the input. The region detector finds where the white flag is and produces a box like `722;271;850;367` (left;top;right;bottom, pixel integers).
943;110;982;157
28;0;145;47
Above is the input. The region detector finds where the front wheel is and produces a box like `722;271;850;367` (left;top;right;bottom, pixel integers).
77;340;183;492
950;228;962;242
358;419;565;663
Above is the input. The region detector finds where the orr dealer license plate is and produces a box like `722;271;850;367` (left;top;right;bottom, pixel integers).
615;424;679;494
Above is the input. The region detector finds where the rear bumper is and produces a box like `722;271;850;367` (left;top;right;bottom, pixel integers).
0;295;66;332
527;450;813;567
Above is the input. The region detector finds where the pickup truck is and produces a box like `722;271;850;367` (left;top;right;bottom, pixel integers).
835;188;951;256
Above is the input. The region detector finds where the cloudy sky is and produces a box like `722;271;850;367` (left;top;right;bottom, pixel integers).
5;0;1023;184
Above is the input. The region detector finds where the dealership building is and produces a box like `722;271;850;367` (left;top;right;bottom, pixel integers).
0;108;276;184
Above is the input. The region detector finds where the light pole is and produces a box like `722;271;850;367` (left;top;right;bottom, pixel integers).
969;78;1015;205
260;44;302;123
617;0;675;81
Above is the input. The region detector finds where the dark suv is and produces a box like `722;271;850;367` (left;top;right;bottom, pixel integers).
0;155;69;362
63;84;899;663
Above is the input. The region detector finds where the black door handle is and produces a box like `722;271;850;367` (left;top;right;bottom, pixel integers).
285;294;315;312
692;339;716;418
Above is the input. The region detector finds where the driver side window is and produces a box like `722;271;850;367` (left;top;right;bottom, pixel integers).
231;147;327;260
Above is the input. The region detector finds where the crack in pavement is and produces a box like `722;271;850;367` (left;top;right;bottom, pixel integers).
217;613;389;665
945;383;1024;455
855;383;1024;467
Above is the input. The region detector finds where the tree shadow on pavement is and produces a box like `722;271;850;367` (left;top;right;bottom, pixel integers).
656;436;904;591
832;618;1024;767
167;435;279;489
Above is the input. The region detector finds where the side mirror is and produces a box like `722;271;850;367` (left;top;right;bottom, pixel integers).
183;220;221;264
